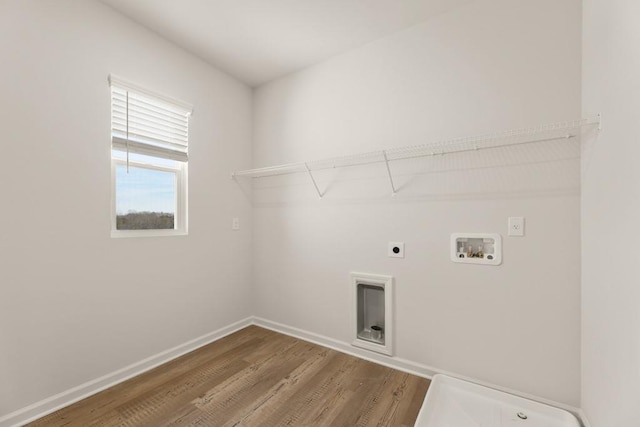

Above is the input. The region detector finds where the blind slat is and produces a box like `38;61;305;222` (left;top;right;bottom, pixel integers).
112;133;187;153
112;137;188;162
112;87;191;116
113;119;189;143
113;92;188;121
112;130;188;152
112;108;188;133
111;107;189;140
112;116;188;140
112;101;187;127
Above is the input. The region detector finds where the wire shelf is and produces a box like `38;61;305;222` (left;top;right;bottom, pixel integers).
232;116;600;198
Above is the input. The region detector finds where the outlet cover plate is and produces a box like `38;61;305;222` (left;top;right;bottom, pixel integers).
388;242;405;258
508;217;524;236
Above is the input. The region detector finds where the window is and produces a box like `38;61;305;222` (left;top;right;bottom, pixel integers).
109;75;192;237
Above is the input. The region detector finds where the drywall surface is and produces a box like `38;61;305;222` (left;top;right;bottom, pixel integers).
581;1;640;426
0;0;252;416
252;0;582;405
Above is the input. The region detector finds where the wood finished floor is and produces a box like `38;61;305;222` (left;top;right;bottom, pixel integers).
29;326;430;427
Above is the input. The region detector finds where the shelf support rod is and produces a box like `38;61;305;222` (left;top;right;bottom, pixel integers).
305;163;323;199
382;151;397;196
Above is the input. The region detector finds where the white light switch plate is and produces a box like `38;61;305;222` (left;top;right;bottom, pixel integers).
508;217;524;236
232;217;240;230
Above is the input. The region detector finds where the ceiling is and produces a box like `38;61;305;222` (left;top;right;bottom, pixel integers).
99;0;471;87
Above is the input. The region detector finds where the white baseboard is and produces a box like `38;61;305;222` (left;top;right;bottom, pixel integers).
252;316;439;379
252;317;584;422
0;317;253;427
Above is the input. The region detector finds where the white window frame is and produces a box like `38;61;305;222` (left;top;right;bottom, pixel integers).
109;75;191;238
110;157;188;238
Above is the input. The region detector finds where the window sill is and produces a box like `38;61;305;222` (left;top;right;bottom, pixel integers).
110;229;188;239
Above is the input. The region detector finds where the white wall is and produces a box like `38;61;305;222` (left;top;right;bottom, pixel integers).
252;0;582;405
0;0;252;417
581;1;640;426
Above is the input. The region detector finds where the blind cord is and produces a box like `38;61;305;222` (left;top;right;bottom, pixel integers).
126;91;130;173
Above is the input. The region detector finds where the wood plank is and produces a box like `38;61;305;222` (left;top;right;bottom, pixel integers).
245;351;360;426
292;359;390;426
28;326;430;426
217;343;334;426
160;340;308;425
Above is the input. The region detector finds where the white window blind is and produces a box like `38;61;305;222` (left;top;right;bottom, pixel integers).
109;75;193;162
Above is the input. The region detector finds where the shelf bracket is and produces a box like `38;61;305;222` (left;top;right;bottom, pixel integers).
305;163;323;199
382;151;397;196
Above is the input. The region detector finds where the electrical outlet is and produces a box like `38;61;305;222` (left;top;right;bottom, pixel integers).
232;217;240;230
508;217;524;236
388;242;405;258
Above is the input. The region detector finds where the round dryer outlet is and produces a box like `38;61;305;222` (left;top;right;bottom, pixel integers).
388;242;405;258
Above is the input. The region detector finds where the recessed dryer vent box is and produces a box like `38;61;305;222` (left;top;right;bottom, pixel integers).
351;272;393;356
451;233;502;266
